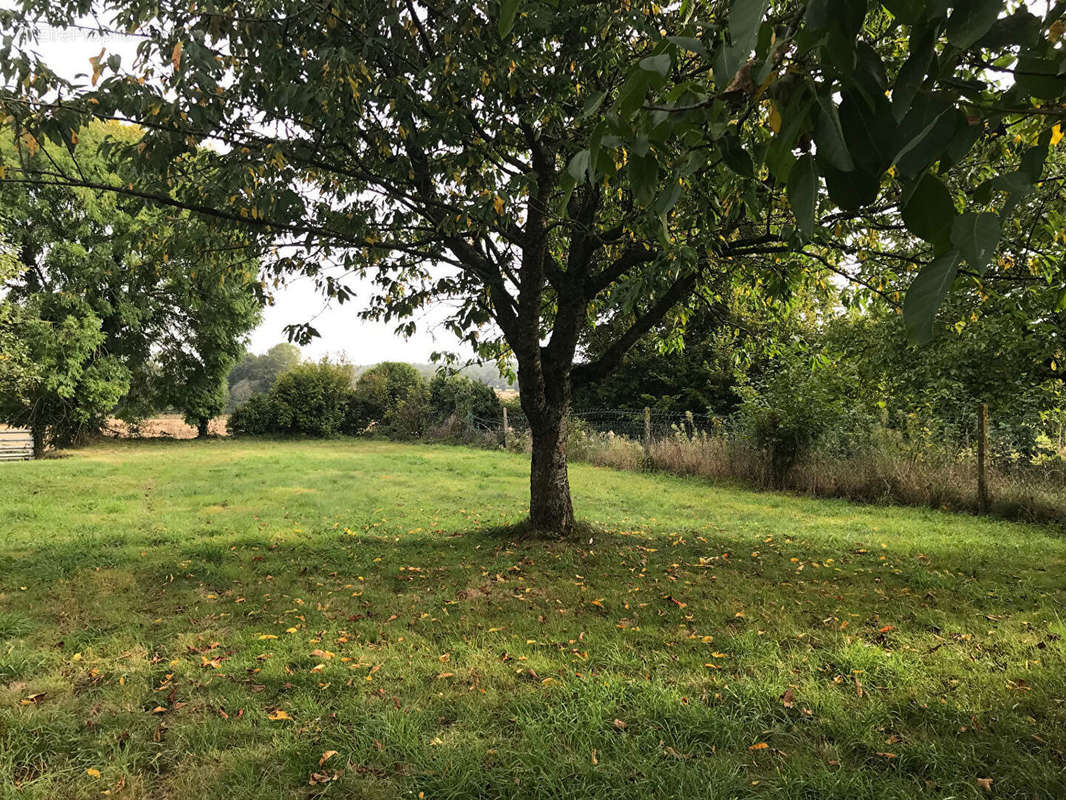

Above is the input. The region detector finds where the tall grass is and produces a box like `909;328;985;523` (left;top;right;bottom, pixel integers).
568;422;1066;523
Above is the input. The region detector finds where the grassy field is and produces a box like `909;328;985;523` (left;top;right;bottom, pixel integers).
1;439;1064;799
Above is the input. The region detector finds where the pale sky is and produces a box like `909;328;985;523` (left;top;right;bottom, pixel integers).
29;22;475;363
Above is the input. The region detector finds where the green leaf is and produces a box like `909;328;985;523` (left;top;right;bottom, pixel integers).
639;53;671;78
903;251;961;344
787;155;818;240
628;153;659;207
718;135;754;178
729;0;769;54
902;173;956;244
581;91;606;119
950;212;1000;273
813;93;854;172
881;0;925;24
654;175;682;215
805;0;834;31
892;28;935;120
615;70;652;118
946;0;1003;49
893;106;958;178
666;36;707;56
1016;56;1066;98
498;0;519;38
567;150;591;184
822;164;880;210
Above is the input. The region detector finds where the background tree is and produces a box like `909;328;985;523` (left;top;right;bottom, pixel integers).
0;293;129;456
3;1;1063;532
0;121;263;439
227;343;302;410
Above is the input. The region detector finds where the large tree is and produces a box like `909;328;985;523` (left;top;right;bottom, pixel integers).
0;121;263;443
1;1;1063;532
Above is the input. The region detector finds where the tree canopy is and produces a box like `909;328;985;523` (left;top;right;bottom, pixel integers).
0;120;263;445
1;0;1063;530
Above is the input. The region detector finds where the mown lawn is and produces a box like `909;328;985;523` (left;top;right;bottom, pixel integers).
1;439;1064;799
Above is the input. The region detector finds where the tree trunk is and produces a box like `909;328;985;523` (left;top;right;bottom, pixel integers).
528;413;574;534
197;418;210;438
31;424;46;459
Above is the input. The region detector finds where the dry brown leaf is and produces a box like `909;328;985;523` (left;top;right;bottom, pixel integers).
781;688;795;708
976;777;993;792
319;750;338;766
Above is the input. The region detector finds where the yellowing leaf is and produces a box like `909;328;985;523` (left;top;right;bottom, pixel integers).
1052;124;1063;147
267;709;292;721
258;634;278;640
172;40;183;71
748;742;769;750
86;768;102;778
493;195;505;215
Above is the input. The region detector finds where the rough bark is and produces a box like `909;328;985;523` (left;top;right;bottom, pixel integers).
527;409;574;534
31;424;46;459
197;417;210;438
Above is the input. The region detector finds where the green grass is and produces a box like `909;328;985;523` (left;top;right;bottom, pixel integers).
1;439;1064;799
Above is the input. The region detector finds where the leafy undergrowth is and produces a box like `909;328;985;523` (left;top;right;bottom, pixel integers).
1;439;1064;799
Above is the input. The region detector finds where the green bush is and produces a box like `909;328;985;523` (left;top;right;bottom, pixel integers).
735;351;861;485
227;393;275;435
228;361;354;437
428;373;501;425
270;361;355;436
347;362;427;436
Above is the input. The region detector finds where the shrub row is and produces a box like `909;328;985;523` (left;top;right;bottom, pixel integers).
228;361;502;438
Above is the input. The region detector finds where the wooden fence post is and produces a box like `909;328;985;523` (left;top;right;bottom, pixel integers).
977;402;989;513
643;406;652;467
502;406;509;449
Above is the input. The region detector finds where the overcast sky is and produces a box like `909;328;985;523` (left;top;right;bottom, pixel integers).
29;22;476;363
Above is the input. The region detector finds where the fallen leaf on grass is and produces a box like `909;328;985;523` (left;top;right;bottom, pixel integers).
781;688;795;708
591;749;598;765
879;625;896;633
612;719;627;730
257;634;278;640
20;692;46;705
86;768;101;778
319;750;338;766
977;778;993;791
150;706;167;714
876;752;897;759
749;742;769;751
267;709;292;721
